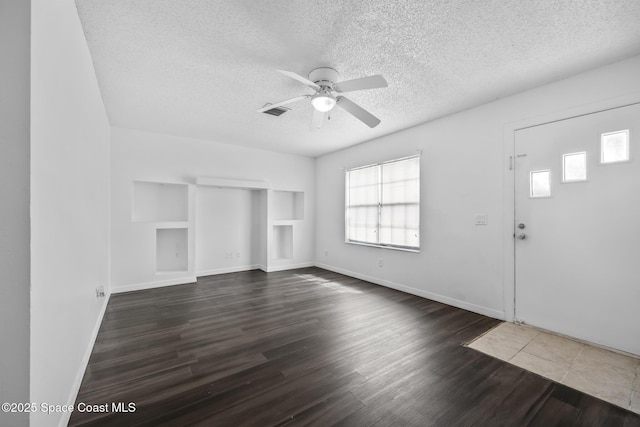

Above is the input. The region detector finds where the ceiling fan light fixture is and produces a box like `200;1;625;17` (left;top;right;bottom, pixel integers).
311;91;336;112
262;68;386;128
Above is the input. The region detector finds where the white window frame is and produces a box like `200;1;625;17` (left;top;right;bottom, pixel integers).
600;129;630;164
562;151;587;183
345;155;420;252
529;169;552;198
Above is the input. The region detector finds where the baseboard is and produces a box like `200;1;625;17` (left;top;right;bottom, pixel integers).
197;265;261;277
263;262;315;273
111;276;197;294
59;293;110;427
113;264;316;293
197;262;316;276
314;262;505;320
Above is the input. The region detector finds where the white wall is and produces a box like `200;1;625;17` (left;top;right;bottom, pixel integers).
30;0;111;426
0;0;31;425
196;187;263;275
111;127;315;292
315;55;640;320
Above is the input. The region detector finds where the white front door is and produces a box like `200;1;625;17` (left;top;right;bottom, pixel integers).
514;102;640;356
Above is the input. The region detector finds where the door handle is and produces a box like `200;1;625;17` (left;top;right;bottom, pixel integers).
517;233;527;240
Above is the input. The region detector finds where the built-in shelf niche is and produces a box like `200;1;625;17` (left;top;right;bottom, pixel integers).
272;225;293;260
272;191;304;220
156;228;188;273
133;181;188;222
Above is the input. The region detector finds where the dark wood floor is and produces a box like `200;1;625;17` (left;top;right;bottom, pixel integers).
70;267;640;426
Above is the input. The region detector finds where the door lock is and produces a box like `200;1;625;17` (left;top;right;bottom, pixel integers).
517;233;527;240
518;223;526;229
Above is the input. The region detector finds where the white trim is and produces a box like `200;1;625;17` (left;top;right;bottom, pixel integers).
195;177;269;189
345;155;421;250
600;129;630;164
59;293;110;427
273;219;303;225
111;276;197;294
263;262;315;273
315;263;505;320
271;188;305;193
345;240;420;253
561;151;588;183
197;265;261;277
133;178;189;186
112;263;317;294
529;169;552;198
345;153;421;172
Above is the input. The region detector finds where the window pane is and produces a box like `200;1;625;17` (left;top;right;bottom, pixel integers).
530;170;551;198
381;157;420;202
348;206;378;243
601;130;629;163
345;156;420;250
380;204;419;247
563;152;587;182
346;165;379;244
380;157;419;248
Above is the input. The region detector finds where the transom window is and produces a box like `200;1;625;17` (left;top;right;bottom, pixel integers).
345;156;420;251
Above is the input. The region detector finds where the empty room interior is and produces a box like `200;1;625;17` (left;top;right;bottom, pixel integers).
3;0;640;426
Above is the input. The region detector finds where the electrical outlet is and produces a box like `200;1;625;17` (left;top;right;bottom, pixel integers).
96;286;105;298
324;250;328;257
378;259;383;267
475;214;488;226
236;251;240;258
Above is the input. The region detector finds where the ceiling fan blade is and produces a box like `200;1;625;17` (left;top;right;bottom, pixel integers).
311;109;326;130
336;96;381;128
277;70;321;91
334;75;388;93
256;95;310;113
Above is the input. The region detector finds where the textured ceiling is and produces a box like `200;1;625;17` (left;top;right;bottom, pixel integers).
75;0;640;157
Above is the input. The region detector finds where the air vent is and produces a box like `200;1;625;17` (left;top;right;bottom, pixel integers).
261;104;290;116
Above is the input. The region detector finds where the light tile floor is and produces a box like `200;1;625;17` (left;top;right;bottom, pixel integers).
466;322;640;413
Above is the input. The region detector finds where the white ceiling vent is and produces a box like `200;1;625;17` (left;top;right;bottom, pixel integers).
261;104;290;117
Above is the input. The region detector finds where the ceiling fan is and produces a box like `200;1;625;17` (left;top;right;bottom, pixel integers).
257;67;388;129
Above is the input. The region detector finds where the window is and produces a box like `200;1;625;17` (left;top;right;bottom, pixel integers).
530;169;551;198
345;156;419;250
601;130;629;163
562;152;587;182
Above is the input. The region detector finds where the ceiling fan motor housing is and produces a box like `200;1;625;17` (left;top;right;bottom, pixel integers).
309;67;339;88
